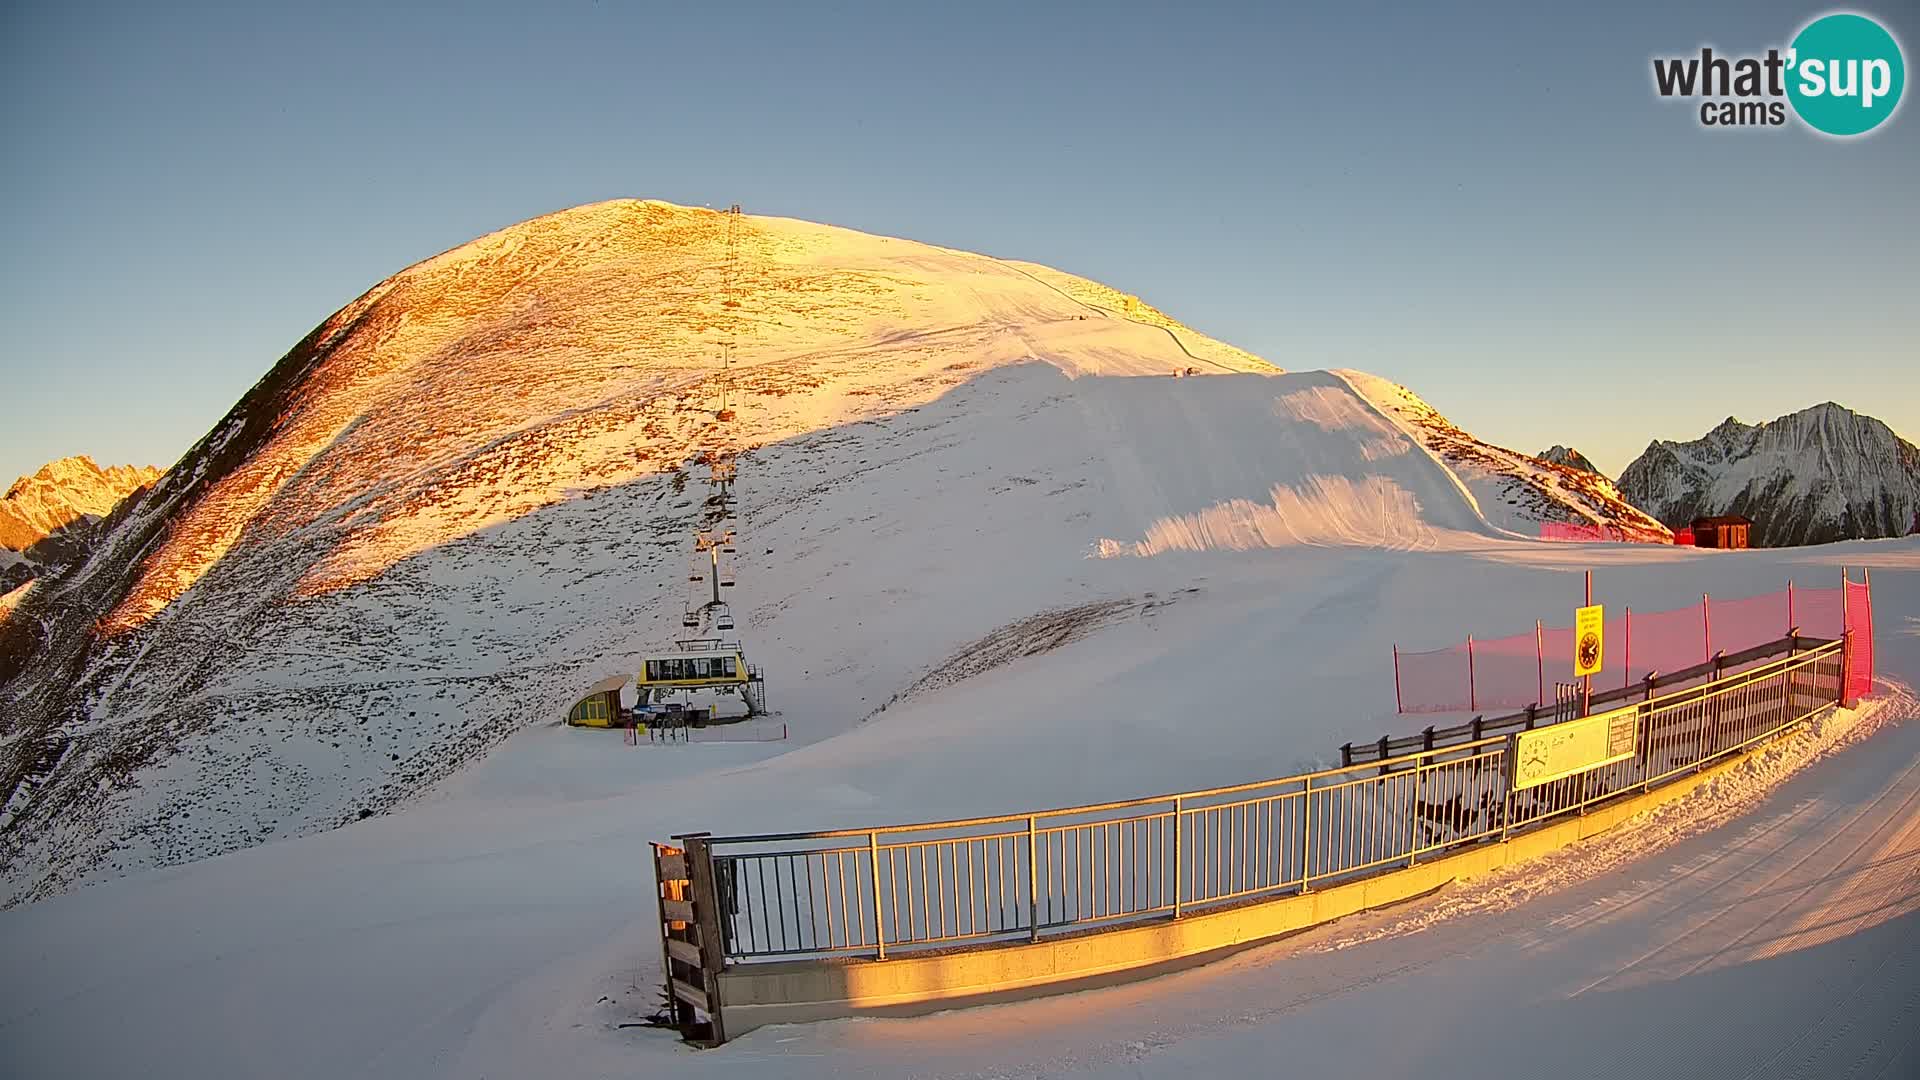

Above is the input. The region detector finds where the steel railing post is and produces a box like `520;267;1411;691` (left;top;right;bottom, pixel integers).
869;831;885;960
1840;631;1852;704
1299;780;1311;893
1408;759;1421;867
1172;796;1184;916
1027;816;1039;942
1500;740;1513;839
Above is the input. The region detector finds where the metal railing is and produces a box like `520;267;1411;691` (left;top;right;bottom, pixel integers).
679;638;1846;964
1350;632;1828;765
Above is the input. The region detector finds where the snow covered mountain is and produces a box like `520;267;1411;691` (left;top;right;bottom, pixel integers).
1536;445;1600;475
1618;404;1920;546
0;456;162;594
1341;374;1669;540
1;199;1661;905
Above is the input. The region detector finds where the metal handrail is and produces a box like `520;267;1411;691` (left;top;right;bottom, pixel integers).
684;639;1845;963
700;637;1835;846
1347;633;1832;763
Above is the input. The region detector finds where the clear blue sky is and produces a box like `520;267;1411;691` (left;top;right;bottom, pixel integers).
2;0;1914;483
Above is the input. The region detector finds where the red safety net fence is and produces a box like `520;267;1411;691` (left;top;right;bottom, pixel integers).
1847;576;1874;703
1394;573;1876;714
1538;522;1675;544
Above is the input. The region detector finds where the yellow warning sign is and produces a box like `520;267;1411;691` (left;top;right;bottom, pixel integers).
1511;705;1638;790
1574;603;1604;677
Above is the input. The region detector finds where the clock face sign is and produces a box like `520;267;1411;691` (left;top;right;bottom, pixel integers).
1574;604;1605;677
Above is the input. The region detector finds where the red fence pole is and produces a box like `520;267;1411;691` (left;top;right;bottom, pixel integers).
1841;567;1851;702
1393;645;1403;714
1467;634;1477;712
1624;605;1632;690
1786;579;1794;635
1535;620;1544;705
1702;593;1712;665
1864;568;1874;689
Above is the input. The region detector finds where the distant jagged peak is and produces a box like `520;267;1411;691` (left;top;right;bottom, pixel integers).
7;453;161;494
1535;445;1600;475
1;455;163;552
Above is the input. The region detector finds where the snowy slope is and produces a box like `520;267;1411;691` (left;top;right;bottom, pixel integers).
1339;370;1671;539
1;200;1668;905
1619;403;1920;546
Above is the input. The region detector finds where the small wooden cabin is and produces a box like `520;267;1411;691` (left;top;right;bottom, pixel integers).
1689;515;1753;549
566;675;630;727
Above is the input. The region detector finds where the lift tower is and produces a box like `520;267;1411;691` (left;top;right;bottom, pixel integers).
642;205;766;718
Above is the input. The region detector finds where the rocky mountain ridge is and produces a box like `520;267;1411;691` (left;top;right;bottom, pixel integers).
1618;403;1920;546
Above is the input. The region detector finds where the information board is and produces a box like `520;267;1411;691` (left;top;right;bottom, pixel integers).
1511;704;1638;790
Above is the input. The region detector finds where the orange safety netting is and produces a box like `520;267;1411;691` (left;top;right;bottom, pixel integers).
1394;577;1872;713
1538;522;1674;544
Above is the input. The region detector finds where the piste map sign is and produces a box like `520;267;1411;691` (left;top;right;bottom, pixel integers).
1511;704;1639;791
1574;603;1604;678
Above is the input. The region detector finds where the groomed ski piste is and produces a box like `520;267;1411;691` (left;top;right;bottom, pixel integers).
0;202;1914;1078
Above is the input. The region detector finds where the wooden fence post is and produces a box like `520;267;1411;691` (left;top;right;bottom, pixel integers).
684;834;728;1045
651;843;695;1032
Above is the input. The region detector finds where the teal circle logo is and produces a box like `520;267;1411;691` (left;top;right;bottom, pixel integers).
1786;13;1905;136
